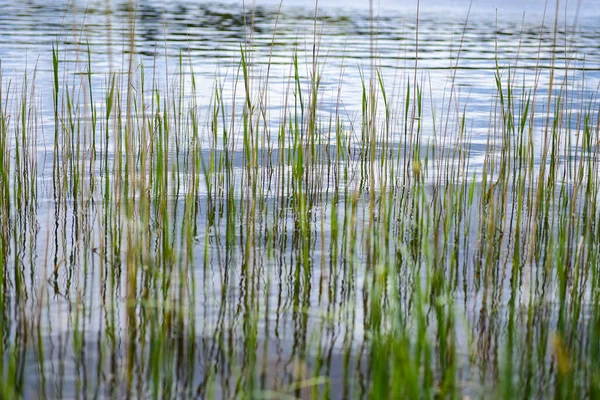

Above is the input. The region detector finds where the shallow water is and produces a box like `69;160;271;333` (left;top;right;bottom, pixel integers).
2;0;600;398
2;0;600;138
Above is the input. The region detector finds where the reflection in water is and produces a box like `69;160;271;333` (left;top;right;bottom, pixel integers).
1;0;600;399
1;0;598;128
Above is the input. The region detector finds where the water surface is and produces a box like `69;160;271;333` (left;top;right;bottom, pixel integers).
1;0;600;398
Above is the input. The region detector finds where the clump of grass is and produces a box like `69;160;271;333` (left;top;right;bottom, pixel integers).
1;0;600;399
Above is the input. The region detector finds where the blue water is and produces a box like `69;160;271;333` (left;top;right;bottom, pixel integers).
1;0;598;150
2;2;600;397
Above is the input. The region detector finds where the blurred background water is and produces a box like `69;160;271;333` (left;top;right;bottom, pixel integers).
1;0;599;146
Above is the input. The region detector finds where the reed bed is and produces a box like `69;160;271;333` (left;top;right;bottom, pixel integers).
1;1;600;399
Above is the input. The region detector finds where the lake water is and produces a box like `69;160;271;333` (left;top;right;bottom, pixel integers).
2;0;600;167
2;0;600;398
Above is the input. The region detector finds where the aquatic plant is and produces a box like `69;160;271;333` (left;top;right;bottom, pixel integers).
1;0;600;398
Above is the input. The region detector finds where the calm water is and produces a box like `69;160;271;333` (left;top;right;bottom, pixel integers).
1;2;598;123
0;0;597;183
2;0;600;398
0;1;598;172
